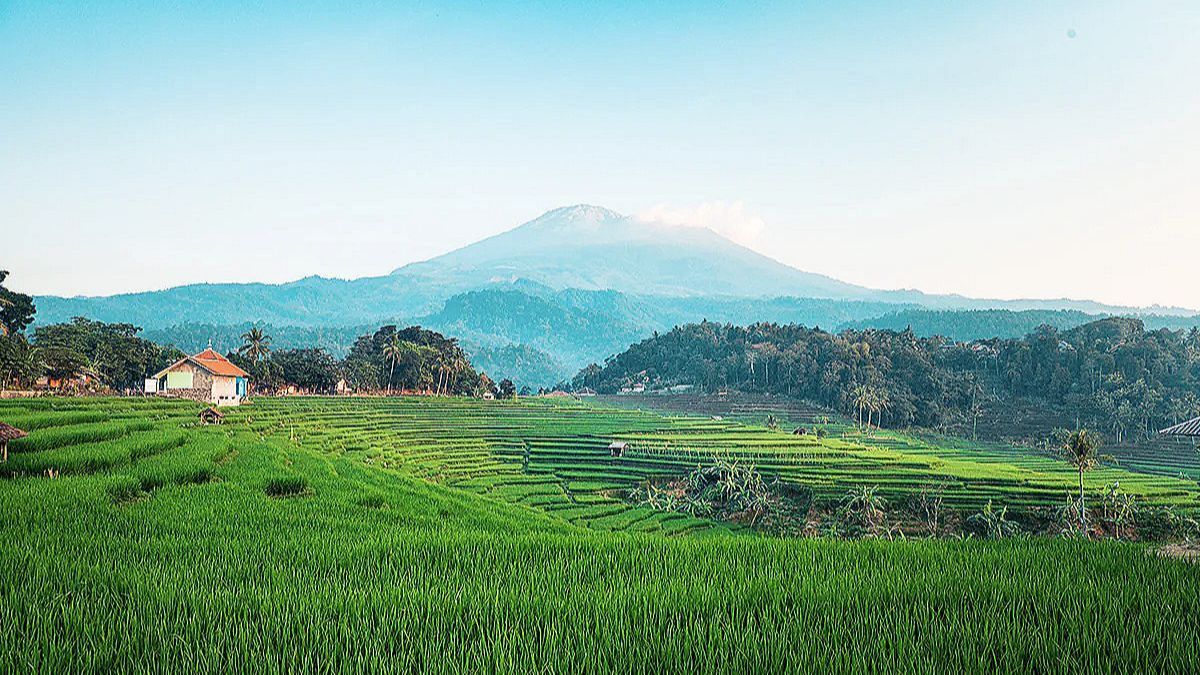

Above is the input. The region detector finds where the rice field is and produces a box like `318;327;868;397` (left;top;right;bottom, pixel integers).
2;396;1199;672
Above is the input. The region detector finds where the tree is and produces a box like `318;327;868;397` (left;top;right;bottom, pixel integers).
273;348;338;393
238;327;272;363
497;378;516;399
382;334;406;395
33;318;178;392
1060;428;1104;536
0;271;36;338
852;385;871;429
0;335;43;389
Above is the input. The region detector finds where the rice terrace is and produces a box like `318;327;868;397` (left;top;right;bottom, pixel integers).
3;393;1200;671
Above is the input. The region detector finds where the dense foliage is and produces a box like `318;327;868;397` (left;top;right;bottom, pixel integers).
341;325;484;395
578;318;1200;438
32;318;183;391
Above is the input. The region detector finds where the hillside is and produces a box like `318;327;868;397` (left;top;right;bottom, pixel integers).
578;318;1200;442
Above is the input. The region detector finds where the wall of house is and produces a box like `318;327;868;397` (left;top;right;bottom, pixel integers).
211;375;239;405
157;362;215;403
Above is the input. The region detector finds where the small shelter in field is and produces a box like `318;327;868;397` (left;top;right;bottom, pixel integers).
0;422;28;462
198;407;225;425
608;441;629;458
1160;416;1200;438
151;348;249;406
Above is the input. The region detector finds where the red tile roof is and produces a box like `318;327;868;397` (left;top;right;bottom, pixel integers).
191;348;249;377
154;349;249;379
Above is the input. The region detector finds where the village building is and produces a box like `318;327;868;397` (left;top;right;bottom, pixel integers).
151;348;249;406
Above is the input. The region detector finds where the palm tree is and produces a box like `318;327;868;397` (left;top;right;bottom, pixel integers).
1061;428;1103;535
852;385;871;429
382;334;405;395
238;327;272;363
870;389;890;432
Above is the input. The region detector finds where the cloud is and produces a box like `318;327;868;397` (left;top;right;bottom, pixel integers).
635;201;767;247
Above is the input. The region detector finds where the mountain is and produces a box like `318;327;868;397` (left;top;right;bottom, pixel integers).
392;205;875;299
30;204;1200;387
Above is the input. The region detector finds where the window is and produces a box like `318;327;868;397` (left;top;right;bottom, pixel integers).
166;371;194;389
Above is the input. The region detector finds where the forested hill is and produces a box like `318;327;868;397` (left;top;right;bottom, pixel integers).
574;318;1200;441
842;308;1200;342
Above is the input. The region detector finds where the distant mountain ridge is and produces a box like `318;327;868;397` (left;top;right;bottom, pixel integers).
30;204;1200;386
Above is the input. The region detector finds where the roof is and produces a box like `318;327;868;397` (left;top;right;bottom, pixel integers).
154;348;249;379
1160;416;1200;438
608;441;629;448
0;422;29;442
199;406;225;418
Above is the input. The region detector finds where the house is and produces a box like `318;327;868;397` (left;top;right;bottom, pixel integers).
608;441;629;458
151;348;249;406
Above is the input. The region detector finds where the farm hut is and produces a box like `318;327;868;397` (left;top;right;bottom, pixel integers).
199;407;225;425
608;441;629;458
0;422;28;462
151;348;249;406
792;427;808;436
1159;416;1200;438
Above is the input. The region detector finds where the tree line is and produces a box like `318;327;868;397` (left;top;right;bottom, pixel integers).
573;317;1200;439
1;271;512;398
231;324;505;397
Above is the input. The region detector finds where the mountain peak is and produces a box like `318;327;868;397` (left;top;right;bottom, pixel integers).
529;204;624;225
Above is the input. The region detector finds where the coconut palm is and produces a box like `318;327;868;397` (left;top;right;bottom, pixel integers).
381;334;406;395
238;327;272;363
852;385;871;429
870;389;890;431
1060;428;1104;535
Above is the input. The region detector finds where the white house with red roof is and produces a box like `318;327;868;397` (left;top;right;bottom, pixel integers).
151;348;250;406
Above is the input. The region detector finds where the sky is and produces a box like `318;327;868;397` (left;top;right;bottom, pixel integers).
2;0;1198;309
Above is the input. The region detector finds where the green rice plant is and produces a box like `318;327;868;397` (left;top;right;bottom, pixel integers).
265;475;310;497
105;476;144;504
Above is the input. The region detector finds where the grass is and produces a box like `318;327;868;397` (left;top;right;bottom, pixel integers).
1;396;1199;672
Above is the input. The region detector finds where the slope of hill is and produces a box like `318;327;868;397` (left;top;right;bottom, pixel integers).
393;205;875;299
578;317;1200;441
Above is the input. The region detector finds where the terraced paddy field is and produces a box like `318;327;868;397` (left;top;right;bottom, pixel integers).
3;396;1200;672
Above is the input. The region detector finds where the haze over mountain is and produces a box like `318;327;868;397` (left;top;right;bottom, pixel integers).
32;205;1200;386
395;205;875;300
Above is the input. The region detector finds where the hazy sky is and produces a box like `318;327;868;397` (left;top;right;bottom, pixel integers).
3;1;1198;309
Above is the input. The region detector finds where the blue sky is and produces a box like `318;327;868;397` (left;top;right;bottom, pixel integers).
3;1;1198;308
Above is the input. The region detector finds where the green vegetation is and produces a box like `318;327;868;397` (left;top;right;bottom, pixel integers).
576;318;1200;442
2;395;1199;671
